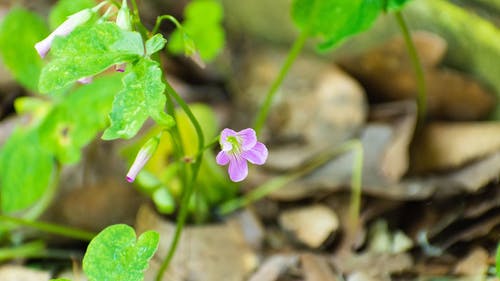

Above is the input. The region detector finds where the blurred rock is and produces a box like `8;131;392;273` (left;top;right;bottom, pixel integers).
453;247;489;276
411;122;500;173
136;205;258;281
247;254;299;281
339;32;495;120
279;204;339;248
231;45;367;170
0;265;50;281
301;253;339;281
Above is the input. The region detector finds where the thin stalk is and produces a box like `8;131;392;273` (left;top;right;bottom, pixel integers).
0;241;45;262
155;82;205;281
218;140;364;216
129;0;148;38
0;215;96;241
152;15;182;35
252;30;309;136
395;11;427;126
347;140;363;234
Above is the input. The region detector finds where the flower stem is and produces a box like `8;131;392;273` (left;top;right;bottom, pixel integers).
155;82;205;281
252;29;309;137
0;215;96;241
218;139;364;218
395;10;427;126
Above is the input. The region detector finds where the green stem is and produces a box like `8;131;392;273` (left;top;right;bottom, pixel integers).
0;241;45;262
152;15;182;35
218;140;364;216
129;0;148;38
0;215;96;241
395;11;427;126
252;29;309;136
155;82;205;281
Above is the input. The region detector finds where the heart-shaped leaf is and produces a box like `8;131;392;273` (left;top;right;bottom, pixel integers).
83;224;159;281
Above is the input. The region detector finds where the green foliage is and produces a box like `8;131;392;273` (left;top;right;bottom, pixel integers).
385;0;413;11
102;58;174;140
0;129;54;213
145;34;167;56
49;0;95;29
38;75;123;163
168;0;225;61
291;0;383;51
39;22;144;93
0;7;48;91
496;242;500;278
82;224;159;281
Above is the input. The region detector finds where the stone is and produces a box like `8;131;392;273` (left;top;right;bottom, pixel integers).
279;204;339;248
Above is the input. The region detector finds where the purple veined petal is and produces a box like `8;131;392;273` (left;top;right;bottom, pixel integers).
238;128;257;150
126;149;150;182
216;150;230;166
77;76;93;84
241;141;268;165
228;155;248;182
220;128;237;151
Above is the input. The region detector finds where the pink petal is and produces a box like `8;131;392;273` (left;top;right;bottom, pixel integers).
241;142;268;165
34;36;54;58
216;151;230;165
228;155;248;182
115;63;126;72
238;128;257;150
77;76;93;84
220;128;237;151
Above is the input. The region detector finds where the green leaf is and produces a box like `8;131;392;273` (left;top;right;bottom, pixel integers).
0;128;54;213
145;34;167;56
496;242;500;278
291;0;383;51
83;224;159;281
102;58;174;140
385;0;413;11
39;22;144;93
0;7;48;91
168;0;225;61
38;75;123;163
49;0;95;30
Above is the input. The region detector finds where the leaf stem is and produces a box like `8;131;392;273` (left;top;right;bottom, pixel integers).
0;215;96;241
155;82;205;281
252;29;309;136
394;11;427;126
152;15;182;35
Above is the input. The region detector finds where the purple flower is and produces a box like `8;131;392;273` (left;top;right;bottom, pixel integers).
34;7;97;58
126;135;160;183
216;128;268;182
77;76;93;84
115;63;127;72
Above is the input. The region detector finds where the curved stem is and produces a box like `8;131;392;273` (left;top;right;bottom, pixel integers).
252;29;309;136
155;82;205;281
152;15;182;35
0;215;96;241
218;139;364;216
395;11;427;126
347;140;363;234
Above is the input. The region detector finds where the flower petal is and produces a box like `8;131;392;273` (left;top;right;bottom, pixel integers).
228;155;248;182
220;128;237;151
238;128;257;150
241;142;268;165
216;151;230;165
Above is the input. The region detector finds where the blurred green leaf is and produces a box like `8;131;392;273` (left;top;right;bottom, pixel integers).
291;0;383;51
0;128;54;213
385;0;413;11
49;0;95;30
102;58;174;140
39;22;143;93
496;242;500;278
0;7;48;91
152;187;175;214
145;34;167;56
83;224;159;281
38;75;123;163
168;0;225;61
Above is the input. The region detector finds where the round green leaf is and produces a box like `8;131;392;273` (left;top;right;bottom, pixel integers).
83;224;159;281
